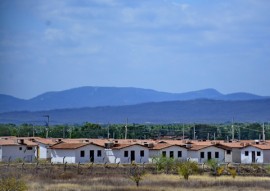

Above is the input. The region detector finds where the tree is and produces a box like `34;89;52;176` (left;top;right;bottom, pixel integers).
129;162;145;187
178;161;199;180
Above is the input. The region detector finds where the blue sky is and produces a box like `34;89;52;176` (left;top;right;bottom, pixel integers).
0;0;270;99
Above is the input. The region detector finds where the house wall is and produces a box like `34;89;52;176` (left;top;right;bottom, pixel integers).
224;150;232;163
149;146;188;162
187;146;225;163
0;146;2;160
241;146;263;164
51;149;76;163
232;148;241;163
105;149;121;163
263;150;270;163
75;144;105;163
36;143;51;159
1;145;36;162
114;145;149;164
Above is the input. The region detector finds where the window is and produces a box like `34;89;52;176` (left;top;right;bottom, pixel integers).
124;151;128;157
80;150;85;157
178;151;182;158
170;151;174;158
215;152;219;158
245;151;249;156
257;151;261;156
19;147;22;150
226;150;231;155
200;152;205;158
162;151;166;157
140;150;144;157
97;150;102;157
27;147;33;150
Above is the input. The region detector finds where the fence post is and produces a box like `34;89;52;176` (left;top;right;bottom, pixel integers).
50;162;53;174
35;162;39;174
77;162;80;175
21;162;25;173
64;162;67;172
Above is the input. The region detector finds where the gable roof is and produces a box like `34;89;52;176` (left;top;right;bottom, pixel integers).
150;143;185;150
112;143;147;150
50;142;104;149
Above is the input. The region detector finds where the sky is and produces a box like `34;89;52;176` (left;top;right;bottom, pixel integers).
0;0;270;99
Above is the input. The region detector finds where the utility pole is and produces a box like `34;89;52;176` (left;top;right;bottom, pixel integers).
107;123;110;139
193;125;196;140
125;118;128;140
32;125;35;137
238;126;241;141
214;132;216;141
262;123;265;142
232;117;234;140
182;124;185;139
63;126;65;138
43;115;50;138
207;133;210;140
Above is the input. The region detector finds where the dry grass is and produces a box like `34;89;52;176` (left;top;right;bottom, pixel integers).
23;173;270;191
1;164;270;191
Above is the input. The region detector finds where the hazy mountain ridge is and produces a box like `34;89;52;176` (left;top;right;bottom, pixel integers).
0;86;267;113
1;99;269;124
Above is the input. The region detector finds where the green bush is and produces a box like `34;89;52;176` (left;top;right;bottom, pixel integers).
0;177;27;191
178;161;199;180
154;156;175;173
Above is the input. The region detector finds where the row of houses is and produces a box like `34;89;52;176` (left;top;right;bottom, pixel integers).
0;136;270;164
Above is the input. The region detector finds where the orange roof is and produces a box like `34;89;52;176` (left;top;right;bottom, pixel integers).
244;143;270;150
50;142;104;149
188;145;211;151
0;139;18;146
112;143;146;150
151;143;185;150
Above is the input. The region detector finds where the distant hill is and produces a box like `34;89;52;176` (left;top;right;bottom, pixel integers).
1;99;269;124
0;86;267;113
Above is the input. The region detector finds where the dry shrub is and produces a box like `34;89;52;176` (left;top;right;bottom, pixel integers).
228;168;237;178
0;177;27;191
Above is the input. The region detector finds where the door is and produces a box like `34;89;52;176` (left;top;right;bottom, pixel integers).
90;150;94;162
207;152;212;160
131;150;135;162
252;151;256;163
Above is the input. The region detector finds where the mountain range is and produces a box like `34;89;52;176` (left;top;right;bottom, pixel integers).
0;86;269;124
0;86;267;113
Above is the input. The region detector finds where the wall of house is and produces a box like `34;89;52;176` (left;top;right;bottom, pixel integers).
149;146;188;162
114;145;149;164
36;143;51;159
187;146;225;163
232;148;241;163
75;144;105;163
263;150;270;163
187;151;199;162
224;150;233;163
0;146;2;160
51;149;76;163
1;145;36;162
105;149;121;163
241;146;263;164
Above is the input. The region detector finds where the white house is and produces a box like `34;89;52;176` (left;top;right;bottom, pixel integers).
149;143;188;162
32;137;56;160
50;142;105;164
188;144;225;163
105;143;149;164
240;143;270;164
0;138;37;162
